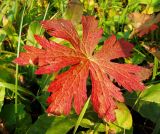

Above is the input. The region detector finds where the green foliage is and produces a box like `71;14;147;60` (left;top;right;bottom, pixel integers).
152;118;160;134
26;21;44;46
0;86;5;112
0;81;35;97
0;103;32;133
125;83;160;122
27;114;77;134
106;103;133;134
46;115;77;134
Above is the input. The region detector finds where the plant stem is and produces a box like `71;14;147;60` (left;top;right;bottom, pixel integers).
39;3;50;35
15;4;25;114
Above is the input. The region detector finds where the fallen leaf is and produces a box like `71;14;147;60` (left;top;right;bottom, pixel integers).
14;16;151;121
129;12;160;37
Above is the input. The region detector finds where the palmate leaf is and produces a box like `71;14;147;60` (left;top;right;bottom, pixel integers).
129;12;160;37
14;16;151;121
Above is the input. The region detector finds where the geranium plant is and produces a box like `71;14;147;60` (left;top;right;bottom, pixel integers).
14;16;150;121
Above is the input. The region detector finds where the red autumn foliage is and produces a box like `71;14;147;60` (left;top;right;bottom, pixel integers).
129;12;160;37
14;16;151;121
138;24;158;37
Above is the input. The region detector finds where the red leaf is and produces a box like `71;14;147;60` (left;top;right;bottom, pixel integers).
47;60;89;115
13;45;45;65
80;16;103;55
129;12;160;37
41;19;80;50
137;24;158;37
94;35;134;60
14;16;151;122
34;35;54;49
89;62;124;121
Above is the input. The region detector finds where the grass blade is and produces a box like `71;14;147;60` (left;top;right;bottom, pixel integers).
152;57;159;80
73;96;91;134
0;81;35;97
15;3;26;113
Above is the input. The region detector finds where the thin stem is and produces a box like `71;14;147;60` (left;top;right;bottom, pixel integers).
131;91;142;111
39;3;50;35
15;4;25;114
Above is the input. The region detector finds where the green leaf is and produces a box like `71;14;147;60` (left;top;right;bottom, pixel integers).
2;18;22;48
116;32;130;40
26;21;44;47
0;103;28;131
115;103;132;129
46;115;77;134
140;0;160;14
83;110;100;123
128;0;160;13
131;45;146;65
125;83;160;122
0;81;35;97
26;114;55;134
139;0;160;5
132;52;145;65
0;86;5;112
108;103;133;134
152;118;160;134
0;29;6;43
93;123;106;133
80;118;94;128
27;114;77;134
38;74;56;90
15;114;32;134
0;66;15;82
36;91;50;110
